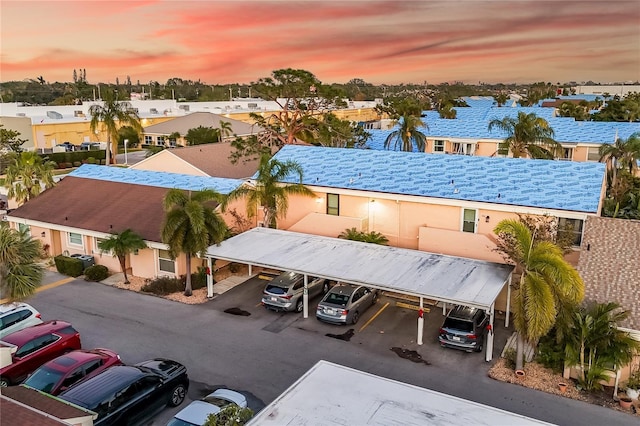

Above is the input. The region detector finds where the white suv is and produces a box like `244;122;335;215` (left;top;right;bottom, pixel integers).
0;303;43;339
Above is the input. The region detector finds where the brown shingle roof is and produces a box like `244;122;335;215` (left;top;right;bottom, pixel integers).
1;386;93;421
0;397;71;426
143;111;263;136
578;216;640;330
9;176;168;242
168;142;259;179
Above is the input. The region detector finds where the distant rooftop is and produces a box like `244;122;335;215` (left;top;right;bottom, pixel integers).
69;164;243;194
270;145;605;213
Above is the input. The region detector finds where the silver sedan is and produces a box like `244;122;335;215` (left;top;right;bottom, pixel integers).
316;285;378;325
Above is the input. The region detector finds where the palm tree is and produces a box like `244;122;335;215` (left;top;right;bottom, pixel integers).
89;90;143;165
98;229;147;284
223;155;315;228
0;224;44;302
438;103;457;119
599;133;640;187
162;189;228;296
488;111;561;158
563;302;639;391
338;227;389;245
4;151;55;206
494;219;584;371
384;114;427;152
218;120;233;142
495;93;509;107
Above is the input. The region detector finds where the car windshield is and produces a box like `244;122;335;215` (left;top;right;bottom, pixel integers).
167;418;198;426
324;293;350;306
202;396;234;408
443;318;474;332
24;366;64;393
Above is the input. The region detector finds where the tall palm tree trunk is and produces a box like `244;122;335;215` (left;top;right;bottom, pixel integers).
184;254;193;296
105;130;112;165
118;255;129;284
516;332;525;371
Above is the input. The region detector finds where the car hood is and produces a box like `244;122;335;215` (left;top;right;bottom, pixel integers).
134;358;186;379
174;400;221;424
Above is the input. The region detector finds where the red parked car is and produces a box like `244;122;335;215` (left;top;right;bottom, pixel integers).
22;348;122;395
0;320;81;386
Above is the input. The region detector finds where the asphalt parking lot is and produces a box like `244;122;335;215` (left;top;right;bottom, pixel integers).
207;273;512;373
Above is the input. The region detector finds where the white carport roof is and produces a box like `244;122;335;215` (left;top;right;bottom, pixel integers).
206;228;513;311
248;361;553;425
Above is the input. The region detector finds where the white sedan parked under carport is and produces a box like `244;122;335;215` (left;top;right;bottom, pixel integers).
167;388;248;426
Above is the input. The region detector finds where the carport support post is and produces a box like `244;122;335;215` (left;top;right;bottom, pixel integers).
303;275;309;318
485;303;495;362
206;257;214;298
505;274;512;328
417;297;424;345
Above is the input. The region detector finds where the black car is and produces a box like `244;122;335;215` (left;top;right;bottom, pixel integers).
59;358;189;425
438;306;488;352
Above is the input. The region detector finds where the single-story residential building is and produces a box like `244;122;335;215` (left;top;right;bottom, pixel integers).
6;165;245;286
141;111;266;147
131;142;259;179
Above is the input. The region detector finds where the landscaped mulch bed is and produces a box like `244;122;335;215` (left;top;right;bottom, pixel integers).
489;358;638;416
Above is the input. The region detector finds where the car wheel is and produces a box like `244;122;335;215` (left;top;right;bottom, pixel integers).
0;379;9;387
168;384;187;407
296;299;304;312
352;311;360;324
475;339;484;353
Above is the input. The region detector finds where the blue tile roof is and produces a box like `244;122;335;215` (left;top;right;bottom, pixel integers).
271;145;605;213
369;113;639;147
69;164;243;194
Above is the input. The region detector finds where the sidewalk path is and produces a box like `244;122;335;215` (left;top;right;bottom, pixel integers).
0;270;76;304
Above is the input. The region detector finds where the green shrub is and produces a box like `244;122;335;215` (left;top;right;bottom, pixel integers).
86;157;96;164
100;159;106;165
536;335;565;373
54;255;84;277
141;276;183;295
73;161;81;167
503;348;517;370
84;265;109;282
181;268;207;290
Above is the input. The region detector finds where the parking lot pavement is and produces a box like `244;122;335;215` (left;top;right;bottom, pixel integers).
207;277;509;374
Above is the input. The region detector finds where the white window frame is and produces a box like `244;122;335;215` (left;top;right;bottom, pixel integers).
94;237;111;255
156;136;166;146
144;135;153;145
461;208;477;233
558;218;584;247
452;142;475;156
433;140;445;153
557;147;573;161
586;147;600;162
158;249;176;275
68;232;84;248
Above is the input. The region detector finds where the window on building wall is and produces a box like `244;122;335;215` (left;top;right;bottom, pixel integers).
158;249;175;274
462;209;476;233
587;147;600;162
156;136;165;146
558;218;584;246
68;232;83;247
94;237;110;254
557;148;573;161
144;135;153;145
433;140;445;153
327;194;339;216
452;142;475;155
18;223;30;236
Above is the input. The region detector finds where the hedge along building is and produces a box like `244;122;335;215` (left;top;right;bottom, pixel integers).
6;165;246;293
246;145;606;311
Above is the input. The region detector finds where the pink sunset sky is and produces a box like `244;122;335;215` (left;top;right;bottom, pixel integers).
2;0;639;85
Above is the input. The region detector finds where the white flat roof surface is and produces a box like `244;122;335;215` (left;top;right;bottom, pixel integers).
248;361;553;426
207;228;513;310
